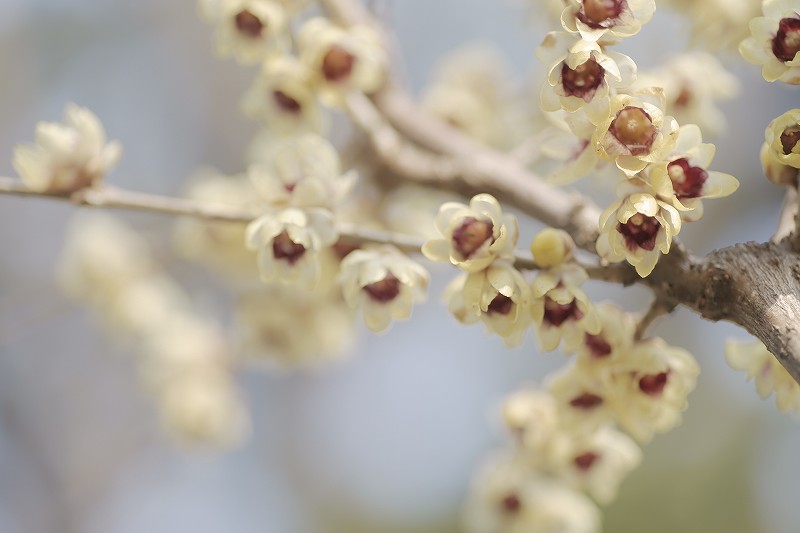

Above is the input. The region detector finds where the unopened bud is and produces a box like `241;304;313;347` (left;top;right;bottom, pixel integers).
531;228;575;268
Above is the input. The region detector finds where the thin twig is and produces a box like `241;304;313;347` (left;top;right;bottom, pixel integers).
634;297;677;340
772;186;798;244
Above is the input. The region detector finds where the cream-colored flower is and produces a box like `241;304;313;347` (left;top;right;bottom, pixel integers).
241;56;324;134
540;110;604;185
740;0;800;84
446;261;532;347
567;302;636;376
502;389;562;459
537;31;636;123
173;170;262;280
245;207;339;287
761;141;799;186
559;426;641;505
596;185;682;278
725;339;800;414
13;103;121;194
423;194;518;273
610;338;700;443
764;109;800;169
236;287;355;370
298;18;386;106
207;0;288;65
592;91;679;176
530;264;600;352
338;245;429;333
547;363;617;434
646;124;739;222
632;52;739;135
560;0;656;44
663;0;758;51
464;453;601;533
248;133;356;209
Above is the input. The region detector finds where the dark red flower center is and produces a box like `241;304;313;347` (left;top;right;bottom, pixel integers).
781;125;800;155
618;213;660;252
574;452;601;471
772;17;800;63
544;297;583;326
609;106;657;156
500;493;522;514
452;217;494;259
234;9;264;38
363;274;401;303
570;392;604;409
577;0;625;28
322;46;356;82
273;90;302;113
488;294;514;315
639;371;669;397
668;158;708;200
585;333;612;358
561;58;605;100
272;231;306;264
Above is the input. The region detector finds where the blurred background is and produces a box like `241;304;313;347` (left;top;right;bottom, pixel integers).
1;1;799;532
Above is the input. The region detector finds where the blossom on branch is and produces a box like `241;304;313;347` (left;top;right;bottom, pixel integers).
422;194;518;273
560;0;656;44
763;108;800;170
201;0;288;65
339;245;429;333
12;103;121;194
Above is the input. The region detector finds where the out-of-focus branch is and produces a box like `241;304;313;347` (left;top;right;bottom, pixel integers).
634;296;677;340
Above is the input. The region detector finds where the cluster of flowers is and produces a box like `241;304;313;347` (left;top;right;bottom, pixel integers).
535;0;740;277
58;213;248;446
199;0;386;134
461;228;699;533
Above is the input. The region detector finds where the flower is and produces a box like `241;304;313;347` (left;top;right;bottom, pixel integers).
740;0;800;84
446;261;532;346
560;0;656;44
596;185;682;277
591;91;679;176
558;426;641;505
248;133;356;209
530;264;600;352
725;339;800;413
764;109;800;169
245;207;339;287
463;453;601;533
610;338;700;443
422;194;518;273
236;286;355;369
12;104;121;194
539;111;604;185
547;363;616;434
241;56;324;133
205;0;288;65
646;124;739;221
536;31;636;123
338;245;429;332
567;302;636;376
632;52;739;135
502;389;563;461
298;18;386;106
761;141;798;186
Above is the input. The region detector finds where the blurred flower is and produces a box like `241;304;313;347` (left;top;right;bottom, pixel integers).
241;56;325;134
339;245;429;332
725;339;800;413
446;261;532;346
764;109;800;169
740;0;800;84
203;0;288;65
567;302;636;376
540;111;603;185
298;17;386;106
502;389;564;462
463;453;601;533
13;103;121;194
530;264;600;352
245;207;339;287
547;363;616;434
423;194;518;273
248;133;357;209
561;0;656;44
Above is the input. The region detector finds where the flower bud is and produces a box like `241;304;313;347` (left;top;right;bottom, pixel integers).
531;228;575;268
